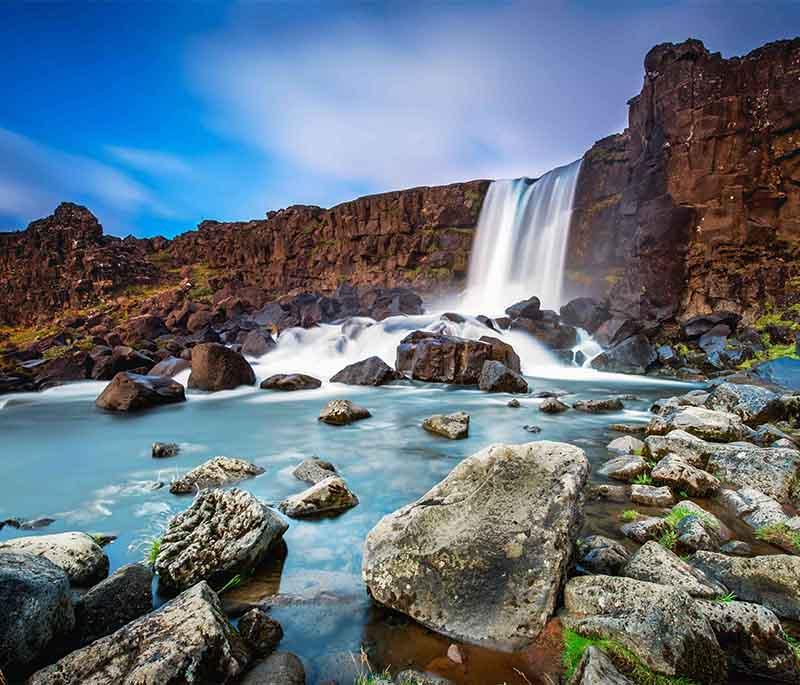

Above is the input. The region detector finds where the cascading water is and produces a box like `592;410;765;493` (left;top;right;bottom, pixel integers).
462;158;582;315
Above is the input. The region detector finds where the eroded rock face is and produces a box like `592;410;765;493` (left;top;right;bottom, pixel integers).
395;331;491;385
563;575;726;684
278;476;358;518
169;457;265;495
188;343;256;391
363;441;589;650
0;552;75;679
576;535;629;576
155;488;288;592
705;383;784;426
622;542;726;598
292;457;338;484
646;406;747;442
478;360;528;394
95;372;186;412
260;373;322;391
0;532;108;587
422;412;470;440
330;356;400;386
28;582;250;685
318;399;371;425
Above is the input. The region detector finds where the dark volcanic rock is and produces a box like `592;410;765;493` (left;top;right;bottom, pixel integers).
95;372;186;412
559;297;610;333
330;356;401;386
188;343;256;391
479;335;521;373
505;296;541;320
260;373;322;391
241;329;277;357
395;331;492;385
590;334;657;374
478;360;528;393
147;355;191;378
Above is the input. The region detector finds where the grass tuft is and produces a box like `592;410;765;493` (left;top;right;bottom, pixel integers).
621;509;640;522
658;529;678;551
714;591;736;603
633;473;653;486
756;523;800;554
145;537;161;566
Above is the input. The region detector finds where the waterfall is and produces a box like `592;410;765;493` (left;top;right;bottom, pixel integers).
462;158;582;315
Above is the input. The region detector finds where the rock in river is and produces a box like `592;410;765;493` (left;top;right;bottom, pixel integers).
422;411;470;439
478;360;528;393
261;373;322;391
0;532;108;587
278;476;359;518
318;399;371;425
330;356;401;386
155;488;288;592
95;372;186;412
28;582;249;684
188;342;256;391
362;441;589;650
169;456;264;494
152;441;179;458
240;652;306;685
292;457;338;484
573;398;624;413
539;397;569;413
0;552;75;679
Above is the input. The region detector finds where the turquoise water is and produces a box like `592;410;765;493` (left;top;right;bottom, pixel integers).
0;354;694;683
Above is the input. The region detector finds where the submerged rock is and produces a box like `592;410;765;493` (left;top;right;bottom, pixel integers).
188;343;256;391
330;356;400;386
28;582;249;684
238;608;283;657
155;488;288;592
95;372;186;412
362;441;589;650
240;652;306;685
0;532;108;587
260;373;322;391
622;542;726;598
0;552;75;679
573;398;624;413
422;411;470;440
292;457;338;484
152;441;179;458
478;360;528;393
576;535;629;576
169;456;264;494
279;476;358;518
318;399;371;425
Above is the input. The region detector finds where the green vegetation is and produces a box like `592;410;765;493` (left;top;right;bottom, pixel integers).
658;529;678;551
756;523;800;554
674;343;690;358
633;473;653;485
145;537;162;566
219;573;244;594
737;305;800;370
562;629;697;684
663;504;719;531
621;509;640;522
785;633;800;659
714;592;736;603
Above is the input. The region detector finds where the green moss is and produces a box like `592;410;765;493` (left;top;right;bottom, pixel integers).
663;504;719;531
633;473;653;486
621;509;639;522
756;523;800;553
738;342;799;370
674;343;690;358
713;591;736;603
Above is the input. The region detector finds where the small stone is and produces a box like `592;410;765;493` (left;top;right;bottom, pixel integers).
507;399;520;408
152;442;179;458
523;424;542;433
422;412;469;440
630;484;675;507
573;398;624;413
318;399;371;425
292;457;338;484
238;608;283;657
446;644;465;664
539;397;569;413
169;456;264;495
278;476;359;518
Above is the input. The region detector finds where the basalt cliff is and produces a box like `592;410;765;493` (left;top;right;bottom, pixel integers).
1;37;799;333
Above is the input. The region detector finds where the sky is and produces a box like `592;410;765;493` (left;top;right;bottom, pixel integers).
1;1;798;238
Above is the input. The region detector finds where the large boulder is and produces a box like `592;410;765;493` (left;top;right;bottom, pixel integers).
95;372;186;412
395;331;491;385
330;356;401;386
241;329;277;357
28;582;249;684
478;360;528;393
0;532;108;587
169;456;264;495
155;488;288;592
504;296;541;320
704;382;784;426
478;335;521;373
646;406;748;442
651;453;720;497
691;553;800;621
510;316;578;349
705;443;800;504
188;343;256;391
260;373;321;391
559;297;610;333
422;412;469;440
147;355;191;378
318;399;371;425
74;563;153;646
363;441;589;650
563;575;726;684
0;552;75;679
278;476;358;518
590;335;657;375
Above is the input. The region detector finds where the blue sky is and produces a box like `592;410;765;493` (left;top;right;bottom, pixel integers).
1;1;797;237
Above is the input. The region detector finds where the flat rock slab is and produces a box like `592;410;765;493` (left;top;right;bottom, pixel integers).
0;532;108;587
261;373;322;391
363;441;589;650
646;406;747;442
569;646;634;685
169;456;264;494
155;488;288;592
278;476;358;518
422;411;470;439
598;455;647;482
630;484;674;507
29;582;249;684
318;399;371;425
573;398;623;413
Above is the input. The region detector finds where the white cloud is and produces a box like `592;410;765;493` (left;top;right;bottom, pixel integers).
106;145;192;177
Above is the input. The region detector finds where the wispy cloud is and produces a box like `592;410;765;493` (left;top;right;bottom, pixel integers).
106;145;192;178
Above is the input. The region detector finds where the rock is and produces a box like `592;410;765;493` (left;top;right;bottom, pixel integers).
622;542;726;598
695;599;800;682
278;476;358;518
705;443;800;505
241;329;277;357
675;514;722;552
719;487;788;530
478;335;521;373
478;360;528;393
394;670;455;685
238;608;283;657
0;532;108;587
539;397;569;413
362;441;589;650
573;398;624;413
585;483;629;502
568;646;634;685
691;553;800;620
152;441;179;458
318;399;371;425
657;345;679;367
0;552;75;679
510;316;578;349
754;358;800;391
620;517;669;544
95;372;186;412
705;382;784;426
598;455;647;482
505;296;541;320
630;484;674;507
720;540;752;556
28;582;249;684
590;335;657;374
646;406;747;442
592;317;640;348
292;457;338;484
576;535;629;575
563;575;726;684
155;488;288;592
147;355;191;377
74;563;153;646
608;423;647;435
240;652;306;685
188;343;256;391
395;331;492;385
523;424;542;433
330;356;400;386
683;312;740;340
422;412;469;440
607;436;644;454
507;398;520;408
651;453;720;497
169;456;265;495
260;373;322;391
559;298;610;333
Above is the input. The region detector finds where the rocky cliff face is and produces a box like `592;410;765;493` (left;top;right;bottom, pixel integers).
567;37;800;324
